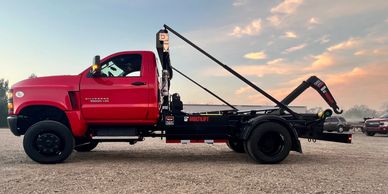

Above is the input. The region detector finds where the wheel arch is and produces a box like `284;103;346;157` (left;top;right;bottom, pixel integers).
17;105;71;135
241;115;302;153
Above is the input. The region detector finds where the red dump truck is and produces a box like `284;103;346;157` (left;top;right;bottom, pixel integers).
7;25;352;164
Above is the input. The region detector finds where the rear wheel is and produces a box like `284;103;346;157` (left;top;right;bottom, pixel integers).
338;126;344;133
74;141;98;152
245;122;292;164
23;120;74;164
226;139;245;153
366;131;375;136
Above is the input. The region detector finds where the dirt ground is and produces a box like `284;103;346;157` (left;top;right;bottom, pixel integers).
0;129;387;194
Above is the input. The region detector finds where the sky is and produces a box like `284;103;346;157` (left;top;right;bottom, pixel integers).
0;0;387;111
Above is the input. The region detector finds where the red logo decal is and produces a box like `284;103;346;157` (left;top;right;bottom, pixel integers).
188;116;209;122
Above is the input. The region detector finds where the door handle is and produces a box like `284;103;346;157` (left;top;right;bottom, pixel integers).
132;81;146;86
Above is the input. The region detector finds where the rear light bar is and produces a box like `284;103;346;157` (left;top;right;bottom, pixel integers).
7;89;13;115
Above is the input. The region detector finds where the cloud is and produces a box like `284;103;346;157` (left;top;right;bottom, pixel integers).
235;86;253;95
245;63;385;108
316;35;330;44
267;15;283;26
205;62;295;77
318;63;388;109
235;85;291;105
245;87;294;105
234;64;293;77
309;17;320;24
271;0;304;14
233;0;247;6
354;47;388;56
324;67;366;85
305;52;334;71
267;58;284;65
270;63;388;109
304;38;361;71
307;17;320;29
283;43;306;53
230;19;262;37
282;31;298;39
244;51;267;60
327;38;359;51
266;0;304;28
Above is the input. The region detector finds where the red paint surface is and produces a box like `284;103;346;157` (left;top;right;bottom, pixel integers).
11;51;160;136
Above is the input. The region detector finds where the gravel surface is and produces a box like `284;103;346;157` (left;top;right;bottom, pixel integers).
0;129;387;194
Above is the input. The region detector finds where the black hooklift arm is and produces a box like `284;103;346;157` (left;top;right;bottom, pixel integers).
163;24;299;117
281;76;343;114
171;66;238;111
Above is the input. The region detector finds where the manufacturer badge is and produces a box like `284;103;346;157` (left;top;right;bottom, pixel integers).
15;91;24;98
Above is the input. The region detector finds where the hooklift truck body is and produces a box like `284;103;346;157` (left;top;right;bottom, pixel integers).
7;25;352;164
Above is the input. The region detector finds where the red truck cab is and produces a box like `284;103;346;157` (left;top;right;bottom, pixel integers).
8;51;160;137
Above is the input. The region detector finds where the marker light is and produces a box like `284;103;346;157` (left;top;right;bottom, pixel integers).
7;102;13;110
92;64;99;71
7;89;14;115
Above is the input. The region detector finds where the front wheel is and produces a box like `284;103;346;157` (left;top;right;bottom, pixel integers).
366;131;375;136
244;122;292;164
23;120;74;164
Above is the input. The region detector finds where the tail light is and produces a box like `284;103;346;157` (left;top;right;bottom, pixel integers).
7;89;13;115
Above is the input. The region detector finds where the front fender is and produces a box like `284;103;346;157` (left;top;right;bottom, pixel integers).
13;87;74;114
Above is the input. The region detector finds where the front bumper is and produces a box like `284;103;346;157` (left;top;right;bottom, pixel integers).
7;115;22;136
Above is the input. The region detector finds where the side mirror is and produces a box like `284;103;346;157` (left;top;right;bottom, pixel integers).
90;55;101;76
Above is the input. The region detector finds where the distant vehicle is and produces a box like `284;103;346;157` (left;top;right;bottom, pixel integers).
324;116;350;133
363;113;388;136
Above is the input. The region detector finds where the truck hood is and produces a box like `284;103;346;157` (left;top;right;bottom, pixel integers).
12;75;81;91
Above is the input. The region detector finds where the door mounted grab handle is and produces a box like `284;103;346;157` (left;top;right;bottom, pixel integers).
132;81;146;86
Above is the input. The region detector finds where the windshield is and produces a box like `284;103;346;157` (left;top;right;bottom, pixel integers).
379;113;388;118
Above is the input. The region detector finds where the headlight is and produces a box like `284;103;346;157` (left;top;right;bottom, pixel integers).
7;89;13;114
381;122;388;126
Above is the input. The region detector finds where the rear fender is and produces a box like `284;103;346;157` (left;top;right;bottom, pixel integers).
241;115;302;153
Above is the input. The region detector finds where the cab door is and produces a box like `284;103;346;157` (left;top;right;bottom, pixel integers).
80;53;149;121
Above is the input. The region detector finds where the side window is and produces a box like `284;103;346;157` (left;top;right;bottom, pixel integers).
100;54;142;77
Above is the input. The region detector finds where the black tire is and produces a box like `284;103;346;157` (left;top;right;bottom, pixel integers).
244;122;292;164
366;131;375;136
74;141;98;152
23;120;74;164
226;139;245;153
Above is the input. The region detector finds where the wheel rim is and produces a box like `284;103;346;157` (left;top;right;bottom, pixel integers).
258;132;284;156
339;127;344;133
35;132;63;156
